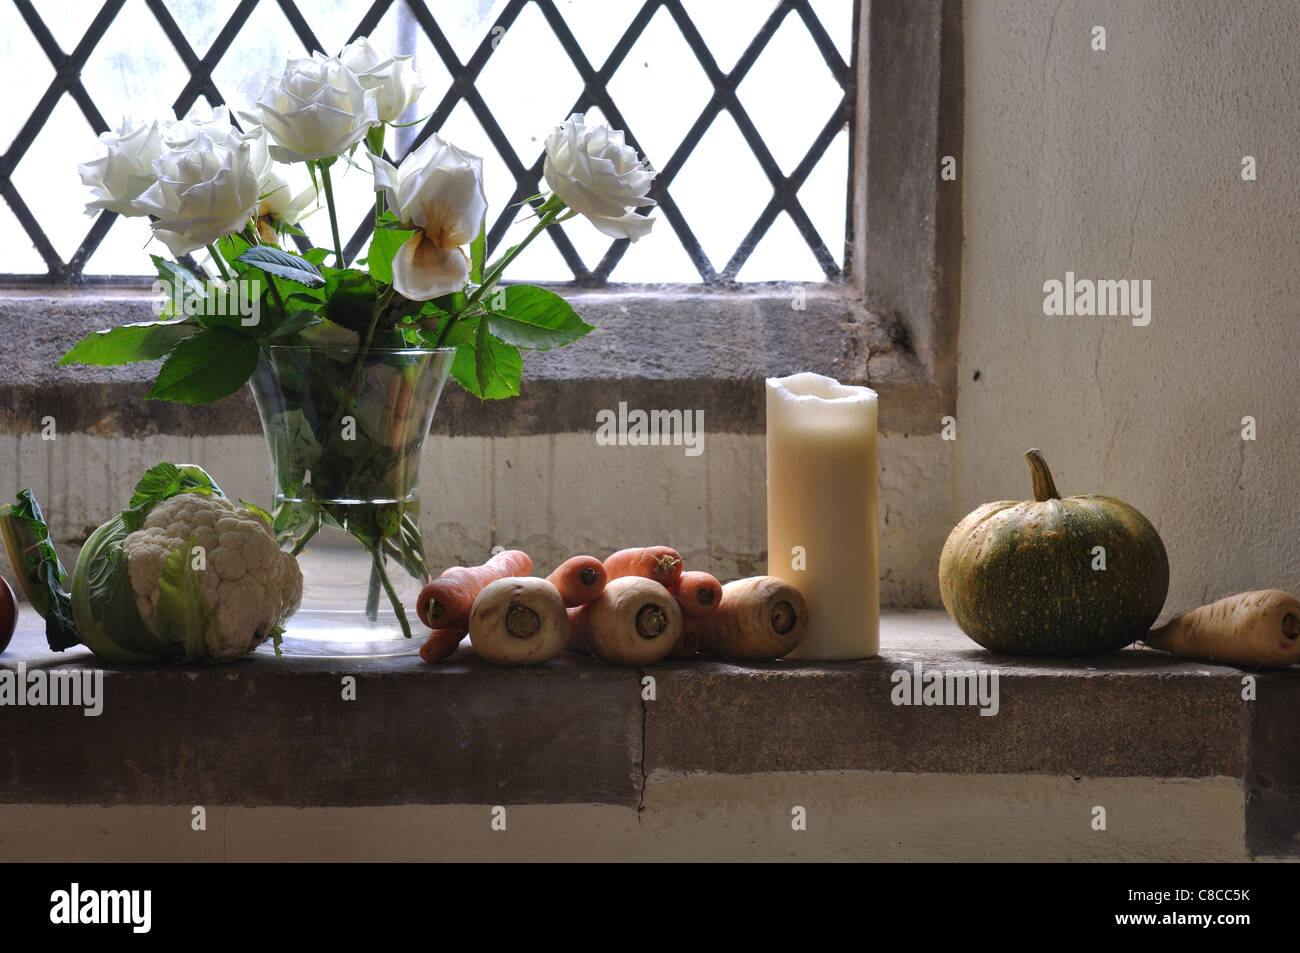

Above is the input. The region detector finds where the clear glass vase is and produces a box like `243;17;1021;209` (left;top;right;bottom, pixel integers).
249;344;454;658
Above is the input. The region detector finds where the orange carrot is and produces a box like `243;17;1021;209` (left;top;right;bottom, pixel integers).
668;616;701;659
416;550;533;628
546;555;608;607
604;546;683;589
419;620;469;663
673;571;722;617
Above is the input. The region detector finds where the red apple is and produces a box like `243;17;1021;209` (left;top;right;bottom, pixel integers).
0;574;16;655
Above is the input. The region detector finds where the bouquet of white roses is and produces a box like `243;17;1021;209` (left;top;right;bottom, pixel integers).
65;37;656;637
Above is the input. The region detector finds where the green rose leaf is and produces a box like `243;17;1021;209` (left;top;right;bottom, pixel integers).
485;284;594;350
363;225;415;285
60;320;200;366
268;309;324;338
470;221;485;284
151;255;207;299
216;235;252;270
451;320;521;399
146;327;261;403
235;246;326;288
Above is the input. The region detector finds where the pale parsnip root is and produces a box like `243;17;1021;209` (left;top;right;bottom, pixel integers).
469;577;569;666
1143;588;1300;669
567;576;682;665
694;576;808;661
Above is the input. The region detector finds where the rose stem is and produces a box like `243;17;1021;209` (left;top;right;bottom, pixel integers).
206;243;231;281
288;515;319;556
367;125;387;222
366;562;381;621
370;545;413;638
318;160;345;267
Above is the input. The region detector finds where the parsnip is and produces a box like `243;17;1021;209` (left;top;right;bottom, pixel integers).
1143;589;1300;669
694;576;808;661
469;577;569;666
567;576;682;665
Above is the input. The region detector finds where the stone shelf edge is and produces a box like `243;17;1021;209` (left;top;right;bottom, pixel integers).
0;609;1295;857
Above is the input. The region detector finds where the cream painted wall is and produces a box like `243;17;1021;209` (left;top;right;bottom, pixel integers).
957;0;1300;617
0;429;950;607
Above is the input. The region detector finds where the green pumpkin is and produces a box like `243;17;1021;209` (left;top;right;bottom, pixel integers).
939;449;1169;656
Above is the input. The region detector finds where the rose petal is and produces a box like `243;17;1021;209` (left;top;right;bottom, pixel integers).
391;232;470;300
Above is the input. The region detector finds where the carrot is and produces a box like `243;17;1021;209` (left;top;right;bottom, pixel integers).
469;577;570;666
567;576;683;665
1143;589;1300;669
603;546;683;589
546;555;608;607
673;571;722;617
419;620;469;663
416;550;533;628
694;576;809;661
668;616;701;659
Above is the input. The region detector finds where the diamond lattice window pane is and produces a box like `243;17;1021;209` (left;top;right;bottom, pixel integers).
83;213;157;276
678;0;780;72
0;0;852;284
553;0;638;70
609;218;700;283
0;196;47;274
300;0;385;56
209;1;309;117
436;0;510;64
27;0;97;55
162;0;229;59
606;6;711;171
375;1;452;155
493;204;572;282
669;110;769;273
0;3;54;152
736;11;844;175
81;0;192;126
736;210;823;282
475;3;584;165
12;95;102;264
799;126;848;267
809;0;853;64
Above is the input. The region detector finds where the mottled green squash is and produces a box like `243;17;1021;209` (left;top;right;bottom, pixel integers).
939;450;1169;656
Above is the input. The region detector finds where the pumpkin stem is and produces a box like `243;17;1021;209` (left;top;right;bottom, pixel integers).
1025;449;1062;501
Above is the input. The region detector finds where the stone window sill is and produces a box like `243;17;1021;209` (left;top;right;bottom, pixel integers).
2;610;1294;860
0;287;942;439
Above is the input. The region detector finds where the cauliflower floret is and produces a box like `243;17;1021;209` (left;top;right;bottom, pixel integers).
122;493;303;659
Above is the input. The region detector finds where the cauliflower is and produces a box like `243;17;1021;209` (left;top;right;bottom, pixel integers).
123;493;303;659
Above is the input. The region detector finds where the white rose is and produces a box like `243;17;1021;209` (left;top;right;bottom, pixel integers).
257;163;320;242
369;133;487;300
78;117;166;217
254;53;379;163
163;103;235;149
132;129;262;257
543;113;656;241
240;125;319;241
339;37;424;124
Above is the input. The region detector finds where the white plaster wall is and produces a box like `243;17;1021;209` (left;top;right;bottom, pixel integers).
0;430;948;607
958;0;1300;616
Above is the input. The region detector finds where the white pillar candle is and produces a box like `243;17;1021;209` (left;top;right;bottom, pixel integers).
766;372;879;660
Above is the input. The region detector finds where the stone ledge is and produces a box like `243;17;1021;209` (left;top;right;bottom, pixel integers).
0;289;943;437
1;608;1294;858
